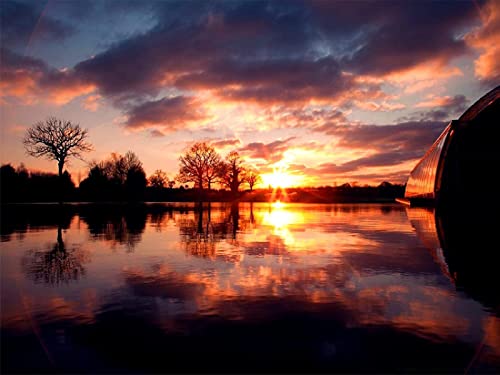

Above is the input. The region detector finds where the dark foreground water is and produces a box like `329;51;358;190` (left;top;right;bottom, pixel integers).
1;202;499;373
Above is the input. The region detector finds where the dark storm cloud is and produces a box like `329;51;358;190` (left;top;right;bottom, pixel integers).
124;96;207;131
1;1;75;48
239;137;296;163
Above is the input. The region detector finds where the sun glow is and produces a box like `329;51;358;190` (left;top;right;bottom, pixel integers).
262;204;304;247
261;167;302;188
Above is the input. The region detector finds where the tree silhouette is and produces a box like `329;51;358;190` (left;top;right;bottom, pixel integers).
177;142;223;198
23;118;92;175
220;151;247;197
23;117;92;201
148;169;168;189
246;170;262;192
80;151;146;200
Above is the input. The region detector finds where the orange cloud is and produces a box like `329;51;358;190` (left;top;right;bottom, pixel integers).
466;0;500;81
354;100;405;112
1;49;95;105
415;95;461;108
384;59;463;94
46;83;95;105
82;94;102;111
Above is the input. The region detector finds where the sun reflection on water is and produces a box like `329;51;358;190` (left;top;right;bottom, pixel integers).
262;203;304;247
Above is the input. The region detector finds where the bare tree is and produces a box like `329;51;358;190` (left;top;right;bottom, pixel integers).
23;117;92;178
177;142;222;197
246;170;262;192
220;151;247;196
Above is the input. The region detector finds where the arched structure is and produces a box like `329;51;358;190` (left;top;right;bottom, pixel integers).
404;86;500;206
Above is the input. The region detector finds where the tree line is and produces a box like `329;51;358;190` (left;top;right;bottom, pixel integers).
2;117;262;202
0;117;404;203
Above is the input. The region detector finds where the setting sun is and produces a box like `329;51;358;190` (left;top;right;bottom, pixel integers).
261;167;302;188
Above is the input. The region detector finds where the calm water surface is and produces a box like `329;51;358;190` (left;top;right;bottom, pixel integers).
1;203;499;373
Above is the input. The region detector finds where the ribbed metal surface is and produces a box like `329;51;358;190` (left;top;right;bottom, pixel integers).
403;86;499;203
405;124;451;199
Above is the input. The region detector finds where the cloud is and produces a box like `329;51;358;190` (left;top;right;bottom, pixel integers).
0;1;75;48
239;137;296;163
175;57;370;104
408;95;468;121
318;149;424;174
354;101;405;112
466;0;500;82
0;48;94;104
210;139;241;149
0;0;486;143
415;95;466;109
265;106;350;130
64;1;387;106
124;96;209;132
311;120;447;178
150;130;165;138
82;94;102;112
334;2;478;77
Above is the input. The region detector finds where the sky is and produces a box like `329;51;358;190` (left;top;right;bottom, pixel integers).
1;0;499;188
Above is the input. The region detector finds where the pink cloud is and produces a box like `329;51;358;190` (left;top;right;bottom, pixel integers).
0;49;94;105
354;101;405;112
82;94;102;112
466;0;500;82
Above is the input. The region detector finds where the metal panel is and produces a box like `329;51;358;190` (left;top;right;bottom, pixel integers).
405;123;451;199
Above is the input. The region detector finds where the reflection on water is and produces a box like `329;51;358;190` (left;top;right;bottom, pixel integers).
22;225;90;285
407;206;499;311
1;203;499;373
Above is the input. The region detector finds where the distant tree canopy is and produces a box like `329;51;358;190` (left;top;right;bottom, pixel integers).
0;163;75;202
1;162;405;203
148;169;169;189
177;142;223;194
79;151;147;201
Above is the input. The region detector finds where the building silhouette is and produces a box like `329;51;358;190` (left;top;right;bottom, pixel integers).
404;86;500;206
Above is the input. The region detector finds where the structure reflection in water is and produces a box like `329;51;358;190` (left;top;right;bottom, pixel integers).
407;206;499;311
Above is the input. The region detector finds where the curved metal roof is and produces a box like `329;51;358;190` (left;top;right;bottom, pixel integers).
404;85;500;204
459;85;499;122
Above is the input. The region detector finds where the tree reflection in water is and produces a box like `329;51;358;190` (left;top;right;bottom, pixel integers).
178;202;249;259
22;225;90;285
81;205;147;251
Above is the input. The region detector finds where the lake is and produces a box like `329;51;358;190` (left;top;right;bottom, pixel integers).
1;202;499;373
